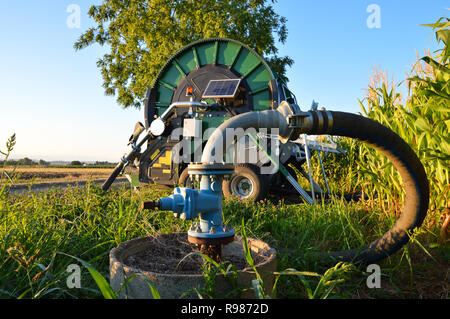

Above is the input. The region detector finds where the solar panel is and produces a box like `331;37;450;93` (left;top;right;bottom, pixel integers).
202;79;241;99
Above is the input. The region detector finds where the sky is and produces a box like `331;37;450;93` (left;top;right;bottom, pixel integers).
0;1;447;162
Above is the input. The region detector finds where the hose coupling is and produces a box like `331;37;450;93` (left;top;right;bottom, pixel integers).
288;110;334;138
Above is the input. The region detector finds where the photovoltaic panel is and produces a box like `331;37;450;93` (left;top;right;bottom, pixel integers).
202;79;241;99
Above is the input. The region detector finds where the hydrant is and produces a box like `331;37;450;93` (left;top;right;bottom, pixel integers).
142;163;235;261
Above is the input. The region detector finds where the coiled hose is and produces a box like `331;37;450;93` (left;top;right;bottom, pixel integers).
316;111;430;264
202;104;429;264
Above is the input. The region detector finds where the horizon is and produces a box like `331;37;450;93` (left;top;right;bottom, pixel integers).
0;1;448;162
4;157;116;164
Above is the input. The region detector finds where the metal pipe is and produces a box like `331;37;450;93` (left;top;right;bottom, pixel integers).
201;101;297;163
303;134;315;203
247;132;314;204
160;101;207;121
317;150;331;194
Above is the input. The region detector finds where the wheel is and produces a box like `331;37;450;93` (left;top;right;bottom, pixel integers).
222;164;268;202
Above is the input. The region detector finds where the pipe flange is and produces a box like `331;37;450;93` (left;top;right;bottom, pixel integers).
187;163;234;176
187;234;235;246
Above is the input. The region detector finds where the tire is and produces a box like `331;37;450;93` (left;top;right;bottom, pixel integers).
318;111;429;264
223;164;268;202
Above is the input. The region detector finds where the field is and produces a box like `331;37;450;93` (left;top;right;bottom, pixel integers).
0;166;130;195
2;166;115;185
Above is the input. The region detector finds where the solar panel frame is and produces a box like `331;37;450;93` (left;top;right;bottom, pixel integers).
202;79;241;99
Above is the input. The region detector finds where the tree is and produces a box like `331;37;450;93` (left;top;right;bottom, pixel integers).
70;161;83;166
75;0;293;109
20;158;35;166
38;159;49;166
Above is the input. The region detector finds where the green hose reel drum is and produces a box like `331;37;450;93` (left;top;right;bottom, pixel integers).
144;38;295;127
139;38;297;187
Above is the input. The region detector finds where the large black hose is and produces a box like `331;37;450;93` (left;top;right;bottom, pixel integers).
102;133;152;192
312;111;430;264
200;104;429;264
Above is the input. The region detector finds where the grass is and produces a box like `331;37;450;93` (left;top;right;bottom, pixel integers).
0;182;447;299
0;183;177;298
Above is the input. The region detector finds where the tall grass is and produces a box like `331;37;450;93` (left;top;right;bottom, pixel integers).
0;174;445;298
0;180;179;298
0;134;17;199
0;171;399;299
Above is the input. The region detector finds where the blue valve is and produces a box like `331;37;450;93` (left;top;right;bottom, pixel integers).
159;186;220;221
156;163;235;242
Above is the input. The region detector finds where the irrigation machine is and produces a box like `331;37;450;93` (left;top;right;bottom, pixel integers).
104;38;429;265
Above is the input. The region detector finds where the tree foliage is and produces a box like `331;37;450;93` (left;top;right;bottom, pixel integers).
38;159;50;166
75;0;292;108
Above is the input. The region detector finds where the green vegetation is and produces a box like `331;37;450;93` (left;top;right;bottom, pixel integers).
0;183;173;298
74;0;292;108
356;17;449;216
0;184;446;299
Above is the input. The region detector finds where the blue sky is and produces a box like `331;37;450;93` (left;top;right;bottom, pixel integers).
0;1;447;162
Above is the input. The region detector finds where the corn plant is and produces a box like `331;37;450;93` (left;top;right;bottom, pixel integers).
355;17;449;218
